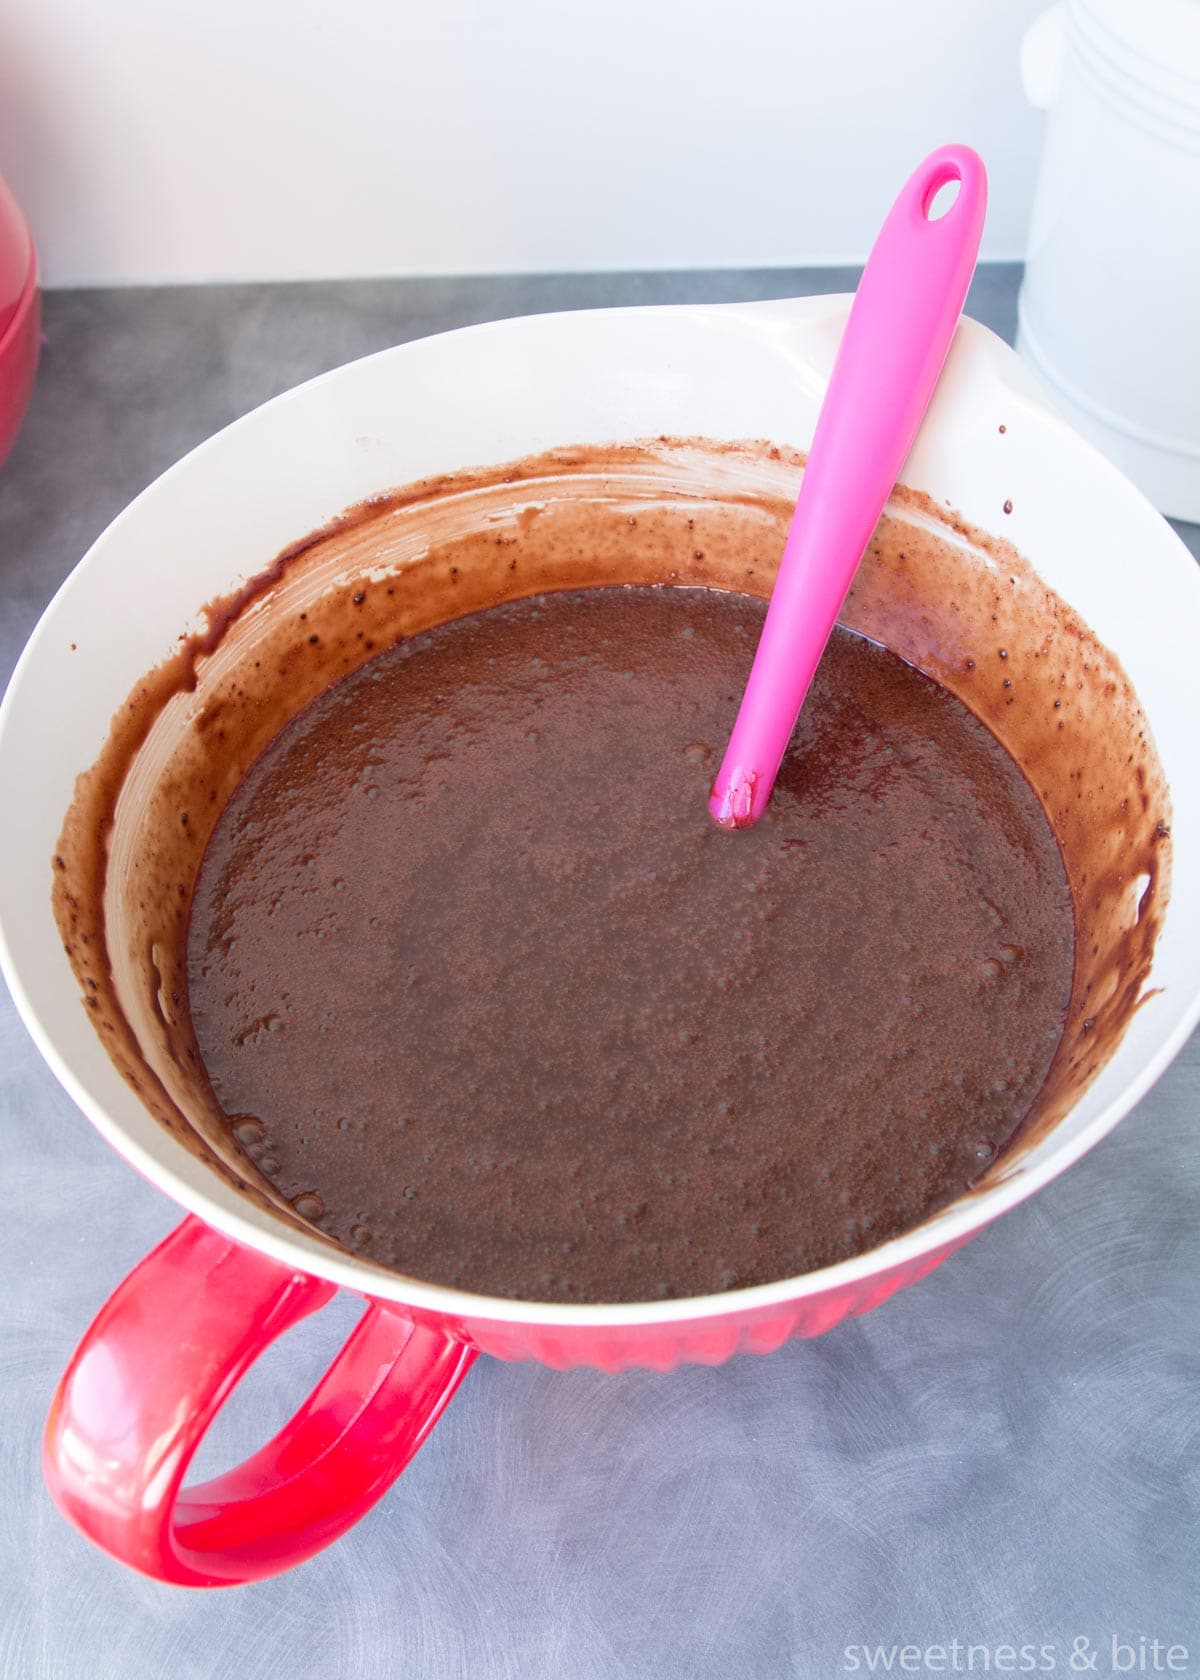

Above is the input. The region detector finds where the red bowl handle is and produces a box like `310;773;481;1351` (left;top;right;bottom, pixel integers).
43;1215;476;1585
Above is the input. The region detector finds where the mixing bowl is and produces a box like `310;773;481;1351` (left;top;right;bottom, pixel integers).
1;297;1197;1584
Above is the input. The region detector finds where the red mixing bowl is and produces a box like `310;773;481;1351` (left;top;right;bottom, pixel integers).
0;171;40;469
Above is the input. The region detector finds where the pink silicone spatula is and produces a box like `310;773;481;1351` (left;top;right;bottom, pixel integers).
709;144;987;829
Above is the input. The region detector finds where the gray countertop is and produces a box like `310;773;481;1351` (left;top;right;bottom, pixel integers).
2;266;1198;1680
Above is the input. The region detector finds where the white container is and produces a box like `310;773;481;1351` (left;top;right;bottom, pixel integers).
1017;0;1200;521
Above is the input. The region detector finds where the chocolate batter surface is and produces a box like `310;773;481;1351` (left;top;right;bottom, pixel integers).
188;586;1074;1301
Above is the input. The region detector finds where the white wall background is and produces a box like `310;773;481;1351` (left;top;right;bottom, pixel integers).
0;0;1047;288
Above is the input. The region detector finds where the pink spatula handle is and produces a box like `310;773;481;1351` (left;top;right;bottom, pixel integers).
709;144;987;828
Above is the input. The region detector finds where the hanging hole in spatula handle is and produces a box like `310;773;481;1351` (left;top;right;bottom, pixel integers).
923;173;962;221
910;145;986;237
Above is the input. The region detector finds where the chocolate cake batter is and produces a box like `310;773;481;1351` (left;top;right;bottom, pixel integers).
187;585;1075;1301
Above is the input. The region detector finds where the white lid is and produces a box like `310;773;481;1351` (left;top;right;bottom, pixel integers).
1072;0;1200;95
